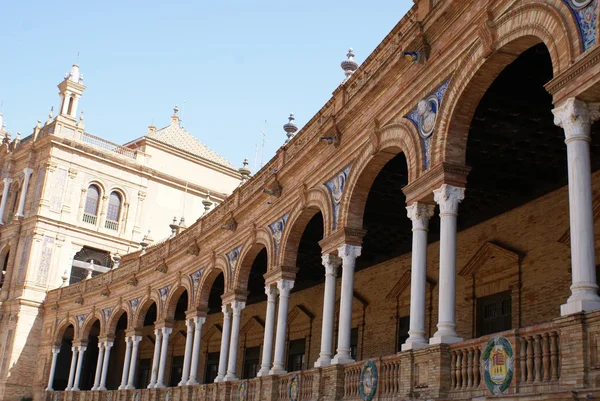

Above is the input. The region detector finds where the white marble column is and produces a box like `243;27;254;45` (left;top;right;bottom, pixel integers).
179;319;195;386
332;245;361;365
65;346;78;390
430;184;464;344
315;254;341;367
92;341;105;390
119;336;133;389
126;336;142;389
403;202;435;351
187;316;205;385
72;345;86;391
0;177;13;225
98;341;113;390
45;347;60;391
15;168;33;217
155;326;172;388
148;329;162;388
225;300;246;381
257;285;277;376
270;279;294;374
553;98;600;315
215;305;232;382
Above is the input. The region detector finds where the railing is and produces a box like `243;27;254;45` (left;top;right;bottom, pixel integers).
518;326;560;387
82;213;97;225
449;344;482;391
343;361;363;399
104;219;119;231
379;354;402;397
81;132;136;159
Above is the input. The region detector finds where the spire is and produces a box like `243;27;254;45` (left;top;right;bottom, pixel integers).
171;105;180;127
283;113;298;143
341;48;359;81
58;62;86;120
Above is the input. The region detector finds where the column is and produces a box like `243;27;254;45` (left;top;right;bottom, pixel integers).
215;305;232;382
45;347;60;391
179;319;195;386
0;178;13;224
553;98;600;315
187;316;205;385
257;285;277;376
119;337;133;389
72;345;87;391
270;279;294;374
148;329;162;388
315;254;341;367
155;326;172;388
92;341;105;390
430;184;464;344
15;168;33;217
225;300;246;381
332;245;361;365
402;202;435;351
65;346;78;390
126;336;142;389
98;341;113;390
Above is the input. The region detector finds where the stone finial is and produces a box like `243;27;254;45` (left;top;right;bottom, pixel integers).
169;216;179;237
171;105;180;126
239;159;251;184
341;48;359;81
202;193;213;215
283;113;298;143
45;107;54;126
140;230;153;250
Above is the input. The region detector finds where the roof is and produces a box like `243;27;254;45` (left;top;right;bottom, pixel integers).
146;114;237;170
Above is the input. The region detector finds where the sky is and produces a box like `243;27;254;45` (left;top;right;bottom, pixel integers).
0;0;413;173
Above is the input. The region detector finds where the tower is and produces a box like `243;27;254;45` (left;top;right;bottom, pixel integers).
57;64;86;122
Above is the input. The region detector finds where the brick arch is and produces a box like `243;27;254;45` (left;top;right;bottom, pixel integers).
280;200;326;269
196;263;226;310
54;318;77;344
433;2;576;167
105;308;129;335
133;293;160;330
233;231;271;293
340;123;415;230
79;312;103;341
164;284;192;320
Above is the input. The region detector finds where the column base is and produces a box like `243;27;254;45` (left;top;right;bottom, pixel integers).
561;299;600;316
429;334;463;345
186;379;199;386
313;355;332;368
214;375;225;383
155;383;166;389
98;386;107;391
146;383;154;389
331;353;354;366
45;388;53;392
224;374;239;382
126;384;136;390
72;387;80;391
91;386;98;391
269;366;287;375
118;385;127;390
401;339;428;351
257;367;270;377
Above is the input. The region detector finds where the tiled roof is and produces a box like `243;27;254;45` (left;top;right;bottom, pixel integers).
147;122;236;170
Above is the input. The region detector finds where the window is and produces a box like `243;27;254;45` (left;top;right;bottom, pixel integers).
243;346;261;379
476;291;512;337
287;339;306;372
205;352;220;383
105;191;121;230
0;251;9;288
350;327;359;360
137;358;152;389
169;355;184;387
397;316;410;350
67;96;74;115
83;185;100;224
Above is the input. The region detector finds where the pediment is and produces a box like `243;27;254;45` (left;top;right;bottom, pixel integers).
458;241;521;277
240;315;265;335
201;324;223;342
288;304;315;325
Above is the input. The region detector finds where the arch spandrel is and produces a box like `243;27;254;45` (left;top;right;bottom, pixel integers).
196;261;227;310
54;317;78;344
105;308;130;334
233;230;271;293
338;121;417;231
433;2;577;168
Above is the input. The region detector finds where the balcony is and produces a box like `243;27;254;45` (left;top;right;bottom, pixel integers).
104;219;119;231
82;213;97;225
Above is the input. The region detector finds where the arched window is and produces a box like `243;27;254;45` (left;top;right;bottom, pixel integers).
83;185;100;224
105;192;121;230
67;96;74;115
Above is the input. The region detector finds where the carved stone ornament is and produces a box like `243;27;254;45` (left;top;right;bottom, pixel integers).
406;202;435;231
127;274;138;287
433;184;465;215
186;241;200;256
155;261;168;274
74;295;84;305
100;286;110;297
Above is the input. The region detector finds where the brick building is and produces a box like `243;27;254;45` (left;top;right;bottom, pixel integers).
25;0;600;400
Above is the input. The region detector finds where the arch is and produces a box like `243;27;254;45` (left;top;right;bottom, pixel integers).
133;293;160;329
433;2;577;167
106;308;130;334
84;184;101;217
233;229;271;292
196;263;226;310
280;201;326;269
106;191;122;223
164;283;193;320
0;244;10;287
54;319;78;344
79;312;103;341
340;128;413;230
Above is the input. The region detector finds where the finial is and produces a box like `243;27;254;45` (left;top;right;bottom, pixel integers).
178;216;186;229
239;158;251;184
49;106;54;119
283;113;298;143
79;109;84;121
341;48;359;81
61;270;69;287
169;216;179;237
174;105;179;115
16;132;21;140
202;192;213;215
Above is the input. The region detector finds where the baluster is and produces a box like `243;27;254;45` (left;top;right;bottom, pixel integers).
462;349;469;389
456;351;462;389
519;337;527;384
473;348;481;388
526;336;535;384
542;333;551;382
550;332;559;381
384;363;390;395
534;335;543;383
395;360;401;394
467;348;474;389
344;370;349;397
451;351;457;389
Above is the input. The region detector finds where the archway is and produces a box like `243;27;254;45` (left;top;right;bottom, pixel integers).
52;324;74;391
134;301;157;388
166;290;189;387
79;320;100;390
105;313;128;389
203;271;225;383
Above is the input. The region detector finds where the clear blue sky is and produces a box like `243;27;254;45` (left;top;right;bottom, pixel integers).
1;0;412;172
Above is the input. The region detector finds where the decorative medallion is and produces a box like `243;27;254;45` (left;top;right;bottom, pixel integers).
190;268;205;295
75;314;86;331
269;214;289;257
165;388;172;401
238;381;248;401
482;336;514;395
106;392;113;401
129;297;141;314
102;307;113;326
288;373;300;401
359;360;378;401
159;285;171;303
405;79;451;170
134;392;140;401
226;245;242;278
563;0;598;51
325;164;352;230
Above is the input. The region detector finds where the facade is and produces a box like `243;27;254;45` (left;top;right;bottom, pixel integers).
17;0;600;400
0;65;242;400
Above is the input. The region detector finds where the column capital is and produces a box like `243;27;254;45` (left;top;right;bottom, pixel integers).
265;284;278;301
230;300;246;315
277;279;295;297
193;316;206;326
406;202;435;231
186;318;195;330
23;167;33;175
103;341;114;349
131;335;143;343
338;244;361;261
52;346;61;354
433;184;464;216
161;326;173;336
553;98;600;143
221;304;232;315
322;254;342;276
3;177;13;185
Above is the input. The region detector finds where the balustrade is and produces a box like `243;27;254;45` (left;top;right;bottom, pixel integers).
518;329;560;386
449;345;481;391
343;361;363;399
